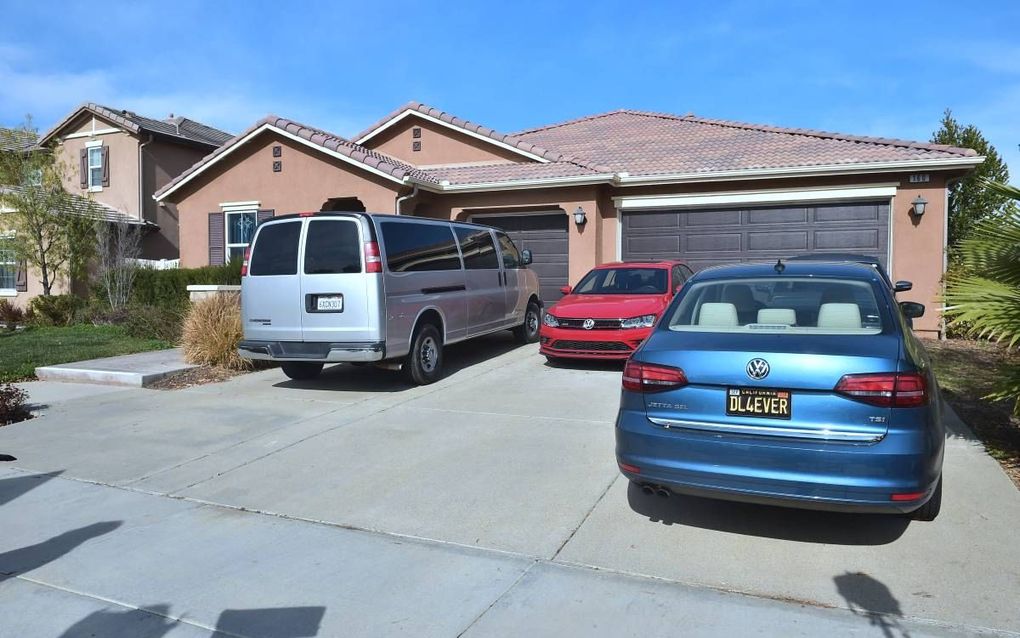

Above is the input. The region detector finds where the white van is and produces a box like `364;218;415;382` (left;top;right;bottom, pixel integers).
238;212;543;384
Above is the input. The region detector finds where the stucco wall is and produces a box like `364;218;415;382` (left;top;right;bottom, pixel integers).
364;115;529;166
141;140;211;259
169;130;402;267
56;115;141;220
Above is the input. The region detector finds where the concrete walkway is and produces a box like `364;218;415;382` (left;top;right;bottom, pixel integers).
34;348;197;387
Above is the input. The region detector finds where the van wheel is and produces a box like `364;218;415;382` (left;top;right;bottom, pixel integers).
405;323;443;385
514;300;542;344
910;477;942;521
282;362;323;380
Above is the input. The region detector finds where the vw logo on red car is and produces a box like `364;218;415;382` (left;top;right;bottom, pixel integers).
582;318;595;330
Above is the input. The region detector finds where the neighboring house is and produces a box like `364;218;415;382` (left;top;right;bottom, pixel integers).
154;102;983;336
38;103;232;260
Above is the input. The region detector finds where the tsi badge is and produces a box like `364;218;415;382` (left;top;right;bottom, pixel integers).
746;358;770;380
582;318;595;330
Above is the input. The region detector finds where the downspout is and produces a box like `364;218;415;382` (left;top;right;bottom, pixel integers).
394;181;419;215
138;134;154;223
941;175;962;340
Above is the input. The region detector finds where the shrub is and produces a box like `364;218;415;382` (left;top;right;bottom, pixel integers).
123;303;183;343
0;383;30;426
130;260;241;310
27;294;85;327
181;293;251;370
0;299;25;330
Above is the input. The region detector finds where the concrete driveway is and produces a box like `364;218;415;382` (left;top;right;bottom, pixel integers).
2;334;1018;637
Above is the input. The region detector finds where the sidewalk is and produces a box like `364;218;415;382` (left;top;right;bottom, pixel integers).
34;348;197;387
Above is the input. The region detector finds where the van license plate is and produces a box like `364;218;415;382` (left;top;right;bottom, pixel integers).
316;295;343;312
726;388;791;419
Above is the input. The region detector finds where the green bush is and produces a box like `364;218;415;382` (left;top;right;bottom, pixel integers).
27;294;85;327
123;303;184;343
129;261;241;310
0;299;25;330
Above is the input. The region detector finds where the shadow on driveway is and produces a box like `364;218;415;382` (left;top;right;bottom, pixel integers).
0;521;122;581
56;605;327;638
273;332;526;392
0;471;64;507
834;571;911;638
626;482;909;545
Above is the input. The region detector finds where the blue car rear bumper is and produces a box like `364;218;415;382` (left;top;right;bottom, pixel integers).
616;408;943;514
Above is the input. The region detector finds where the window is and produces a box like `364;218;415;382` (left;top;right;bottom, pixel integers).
87;146;103;190
667;277;884;334
495;233;521;269
304;220;362;274
226;211;258;262
454;227;499;270
249;221;301;276
0;237;16;292
380;221;461;272
574;268;668;295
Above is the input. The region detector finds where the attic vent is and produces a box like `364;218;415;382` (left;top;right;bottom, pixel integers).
412;127;421;139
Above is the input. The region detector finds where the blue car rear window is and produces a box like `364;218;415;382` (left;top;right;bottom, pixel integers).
667;278;883;334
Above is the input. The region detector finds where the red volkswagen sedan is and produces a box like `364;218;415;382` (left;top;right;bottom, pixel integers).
540;260;694;361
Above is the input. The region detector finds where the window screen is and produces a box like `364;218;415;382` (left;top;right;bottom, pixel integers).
249;221;301;276
381;221;461;272
455;227;499;270
304;219;362;274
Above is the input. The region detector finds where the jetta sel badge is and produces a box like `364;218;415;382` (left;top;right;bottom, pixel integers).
746;358;770;380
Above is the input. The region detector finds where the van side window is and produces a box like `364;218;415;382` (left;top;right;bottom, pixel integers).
304;219;362;274
249;221;301;276
380;221;461;272
496;232;521;269
455;227;500;270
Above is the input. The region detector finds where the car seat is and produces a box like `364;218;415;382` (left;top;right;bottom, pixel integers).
698;303;739;327
817;303;862;330
721;285;760;325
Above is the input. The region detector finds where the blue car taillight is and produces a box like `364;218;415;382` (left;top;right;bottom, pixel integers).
623;360;688;393
834;372;928;408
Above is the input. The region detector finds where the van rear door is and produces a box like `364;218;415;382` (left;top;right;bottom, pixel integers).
300;216;378;343
242;219;303;341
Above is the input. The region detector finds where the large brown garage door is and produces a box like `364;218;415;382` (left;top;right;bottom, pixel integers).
621;201;889;271
475;212;569;304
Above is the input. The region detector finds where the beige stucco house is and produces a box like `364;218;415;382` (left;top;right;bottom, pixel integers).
1;104;231;307
154;102;983;336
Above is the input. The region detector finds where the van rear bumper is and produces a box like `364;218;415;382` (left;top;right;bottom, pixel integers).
238;340;385;363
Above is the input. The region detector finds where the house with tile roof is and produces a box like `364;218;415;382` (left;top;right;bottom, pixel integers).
154;102;982;336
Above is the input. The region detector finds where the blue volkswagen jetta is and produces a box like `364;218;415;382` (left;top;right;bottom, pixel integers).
616;260;944;521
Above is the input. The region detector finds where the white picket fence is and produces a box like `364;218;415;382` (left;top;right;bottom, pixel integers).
127;258;180;270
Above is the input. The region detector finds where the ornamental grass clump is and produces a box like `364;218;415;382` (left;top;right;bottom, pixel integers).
181;293;251;370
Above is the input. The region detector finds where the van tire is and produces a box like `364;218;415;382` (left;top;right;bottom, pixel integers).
281;362;323;380
910;476;942;522
513;300;542;344
405;323;443;385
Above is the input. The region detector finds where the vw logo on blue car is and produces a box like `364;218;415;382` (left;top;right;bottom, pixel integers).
746;358;770;380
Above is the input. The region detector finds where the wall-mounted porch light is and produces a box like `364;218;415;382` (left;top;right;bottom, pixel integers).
574;206;587;225
911;195;928;217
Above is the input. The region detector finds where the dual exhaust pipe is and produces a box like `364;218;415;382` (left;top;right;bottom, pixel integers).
640;483;671;498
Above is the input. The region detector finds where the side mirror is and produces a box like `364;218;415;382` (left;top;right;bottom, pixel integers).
894;280;913;293
559;285;572;295
899;301;925;319
521;249;532;266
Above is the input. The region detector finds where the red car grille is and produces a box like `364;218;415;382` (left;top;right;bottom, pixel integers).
555;318;623;330
550;340;632;352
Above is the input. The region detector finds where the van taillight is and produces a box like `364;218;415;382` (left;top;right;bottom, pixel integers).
623;360;688;393
834;372;928;408
240;246;252;277
364;241;382;273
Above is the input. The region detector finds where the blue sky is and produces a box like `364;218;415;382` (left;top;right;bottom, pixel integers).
2;0;1018;173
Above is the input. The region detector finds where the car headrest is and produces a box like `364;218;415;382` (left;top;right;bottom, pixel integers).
698;303;739;327
757;308;797;325
817;303;862;330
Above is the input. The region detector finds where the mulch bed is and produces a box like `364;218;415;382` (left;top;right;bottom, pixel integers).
149;365;249;390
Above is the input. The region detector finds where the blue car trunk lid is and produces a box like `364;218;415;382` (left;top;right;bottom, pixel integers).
635;331;902;442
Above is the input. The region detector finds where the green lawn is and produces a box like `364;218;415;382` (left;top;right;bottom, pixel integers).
0;325;171;383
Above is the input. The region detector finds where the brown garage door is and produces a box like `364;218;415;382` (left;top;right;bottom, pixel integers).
474;212;569;304
621;201;889;271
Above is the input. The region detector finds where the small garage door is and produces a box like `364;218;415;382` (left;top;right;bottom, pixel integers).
474;212;569;304
621;201;889;271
